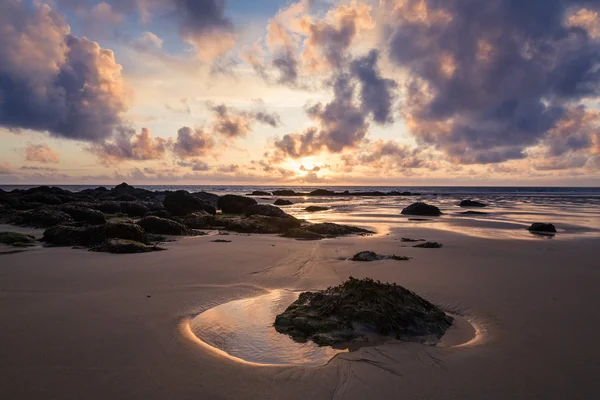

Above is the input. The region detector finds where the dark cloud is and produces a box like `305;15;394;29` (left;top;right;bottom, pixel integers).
208;103;282;138
272;51;299;85
385;0;600;163
173;126;216;158
0;1;128;142
178;159;211;171
174;0;233;41
90;127;171;164
217;164;240;173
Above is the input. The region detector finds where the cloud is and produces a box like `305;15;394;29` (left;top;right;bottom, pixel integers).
208;103;282;139
166;98;191;115
384;0;600;164
0;1;128;142
24;143;61;164
90;127;171;164
543;106;598;156
131;31;164;52
0;162;13;175
173;126;216;158
217;164;239;173
177;159;211;171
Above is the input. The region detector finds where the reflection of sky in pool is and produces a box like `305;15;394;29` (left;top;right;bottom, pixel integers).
189;290;346;366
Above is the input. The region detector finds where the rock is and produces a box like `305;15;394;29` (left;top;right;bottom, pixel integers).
42;226;88;246
460;211;488;215
274;199;293;206
43;222;148;247
274;277;453;346
114;194;137;202
103;222;148;243
21;193;62;205
226;215;300;234
90;239;165;254
401;238;425;242
281;228;324;240
212;239;232;243
95;201;123;214
217;195;257;214
414;242;443;248
272;190;298;196
528;223;557;233
144;210;175;220
304;223;373;236
305;206;329;212
0;232;36;247
182;211;216;229
459;199;487;208
401;202;442;216
192;191;220;206
61;205;106;225
10;208;74;228
250;191;272;196
137;216;190;235
119;201;149;217
309;189;335;196
164;190;215;216
246;204;292;219
351;251;410;261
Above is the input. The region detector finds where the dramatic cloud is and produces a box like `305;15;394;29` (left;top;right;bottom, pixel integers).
173;126;216;158
385;0;600;164
24;143;61;164
0;1;128;142
90;127;170;164
208;103;282;139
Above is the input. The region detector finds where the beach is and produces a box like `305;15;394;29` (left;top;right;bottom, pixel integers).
1;201;600;399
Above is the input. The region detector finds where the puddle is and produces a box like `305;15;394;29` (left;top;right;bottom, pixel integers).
186;289;345;366
185;290;481;366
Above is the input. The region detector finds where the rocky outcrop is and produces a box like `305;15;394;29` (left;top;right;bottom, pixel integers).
225;215;301;234
351;251;410;261
274;199;293;206
119;202;149;217
272;190;298;196
137;216;190;235
305;206;329;212
61;205;106;225
401;202;442;216
0;232;36;247
274;277;453;346
90;239;165;254
282;223;373;240
164;190;216;216
217;195;257;214
245;204;292;219
309;189;335;196
459;199;487;208
250;191;272;196
8;208;74;228
528;223;556;233
414;241;443;248
43;222;148;247
182;212;217;229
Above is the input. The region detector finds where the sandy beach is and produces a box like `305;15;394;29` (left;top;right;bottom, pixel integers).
1;221;599;399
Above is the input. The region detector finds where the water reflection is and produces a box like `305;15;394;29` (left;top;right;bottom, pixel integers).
188;290;346;366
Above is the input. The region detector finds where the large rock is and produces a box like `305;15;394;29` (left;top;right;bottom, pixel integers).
218;195;257;214
281;223;373;240
401;202;442;216
119;202;149;217
182;212;216;229
246;204;291;219
21;193;63;205
61;205;106;225
0;232;36;247
95;201;123;214
90;239;165;254
137;216;190;235
281;229;324;240
272;190;298;196
43;222;148;247
274;277;453;346
43;226;89;246
164;190;216;216
226;215;301;234
309;189;335;196
459;199;487;208
250;191;272;196
528;223;556;233
274;199;293;206
11;208;74;228
305;206;329;212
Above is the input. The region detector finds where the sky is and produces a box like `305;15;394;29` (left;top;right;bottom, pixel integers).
1;0;600;186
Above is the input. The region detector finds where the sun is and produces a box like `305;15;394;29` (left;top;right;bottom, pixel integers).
283;156;321;175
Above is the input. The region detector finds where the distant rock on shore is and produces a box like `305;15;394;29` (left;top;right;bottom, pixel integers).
401;202;442;216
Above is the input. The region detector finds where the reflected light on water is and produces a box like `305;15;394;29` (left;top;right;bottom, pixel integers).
187;290;346;366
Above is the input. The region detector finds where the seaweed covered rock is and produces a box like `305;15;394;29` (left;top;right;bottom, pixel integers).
95;201;123;214
351;251;410;261
42;226;89;246
274;277;453;346
274;199;293;206
61;205;106;225
10;208;74;228
414;241;443;248
43;222;148;247
218;195;257;214
246;204;292;219
21;193;63;205
144;210;175;220
226;215;300;234
459;199;487;208
281;228;325;240
182;211;216;229
401;202;442;216
0;232;36;247
305;206;329;212
528;223;556;233
304;223;372;236
137;216;190;235
164;190;215;216
119;201;149;217
90;239;165;254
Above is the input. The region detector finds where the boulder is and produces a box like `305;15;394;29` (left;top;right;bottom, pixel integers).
274;277;453;346
274;199;293;206
305;206;329;212
164;190;215;216
401;202;442;216
21;193;62;205
90;239;165;254
0;232;36;247
250;191;272;196
304;223;373;236
119;202;149;217
137;216;190;235
144;210;175;220
226;215;300;234
61;205;106;225
103;222;148;243
11;208;74;228
246;204;291;219
351;251;410;261
95;201;123;214
460;211;488;215
459;199;487;208
414;241;443;248
309;189;335;196
182;212;216;229
192;191;220;206
42;226;89;246
281;228;324;240
528;223;556;233
43;222;148;247
272;190;298;196
114;194;137;202
218;195;257;214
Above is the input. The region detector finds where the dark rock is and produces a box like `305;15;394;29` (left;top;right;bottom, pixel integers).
21;193;62;205
250;191;272;196
0;232;36;247
401;202;442;216
95;201;123;214
137;216;190;235
212;239;232;243
460;211;488;215
528;223;557;233
182;212;217;229
309;189;335;196
42;226;88;246
114;194;137;202
42;222;148;247
304;223;373;236
305;206;329;212
246;204;292;219
61;205;106;225
226;215;300;234
459;199;487;208
401;238;425;242
119;202;149;217
103;222;148;243
272;190;298;196
414;242;443;248
274;199;293;206
164;190;215;216
144;210;175;220
274;277;453;346
10;208;74;228
351;251;410;261
218;195;257;214
90;239;164;254
281;228;324;240
192;191;220;206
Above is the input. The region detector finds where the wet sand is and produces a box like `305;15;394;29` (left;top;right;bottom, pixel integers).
1;225;599;399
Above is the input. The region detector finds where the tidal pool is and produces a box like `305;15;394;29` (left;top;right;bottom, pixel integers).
187;289;346;366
